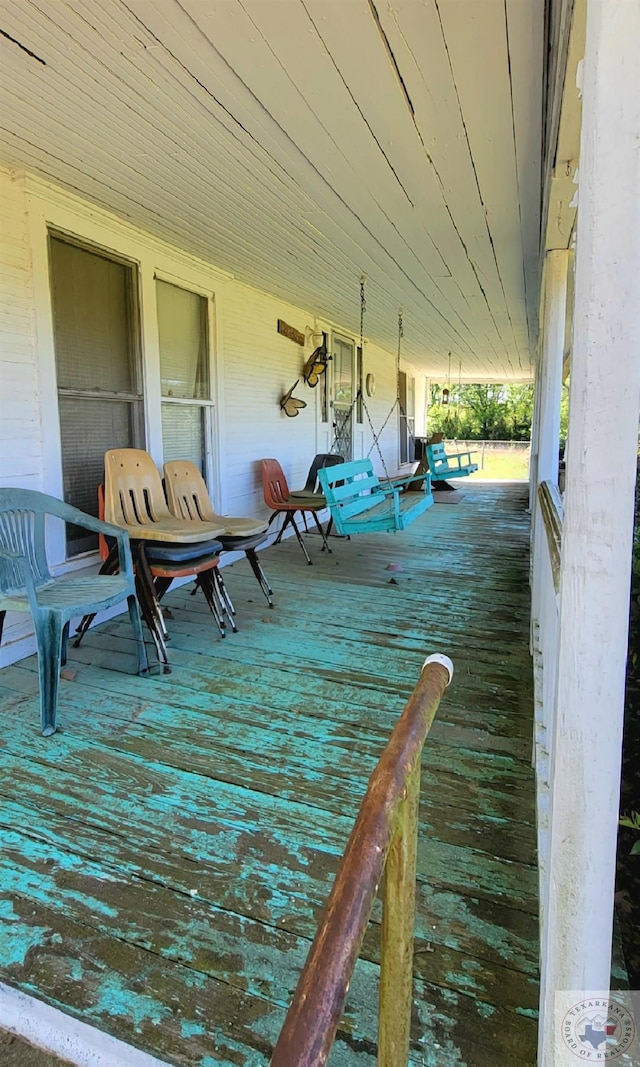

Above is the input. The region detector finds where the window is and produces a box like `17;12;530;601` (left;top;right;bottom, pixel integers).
50;236;142;556
399;371;415;464
156;280;213;473
332;334;356;461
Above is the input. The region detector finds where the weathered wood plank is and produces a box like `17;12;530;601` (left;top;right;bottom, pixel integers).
0;484;538;1064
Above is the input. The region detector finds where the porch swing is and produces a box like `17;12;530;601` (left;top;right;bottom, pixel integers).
317;281;433;536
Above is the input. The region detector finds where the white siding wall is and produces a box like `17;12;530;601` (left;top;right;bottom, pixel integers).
221;282;319;517
0;168;409;665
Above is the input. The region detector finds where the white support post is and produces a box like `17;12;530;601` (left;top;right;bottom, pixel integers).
529;363;543;514
539;1;640;1062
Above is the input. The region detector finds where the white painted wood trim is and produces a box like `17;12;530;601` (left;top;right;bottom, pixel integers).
0;983;169;1067
539;0;640;1060
530;250;568;622
536;250;568;486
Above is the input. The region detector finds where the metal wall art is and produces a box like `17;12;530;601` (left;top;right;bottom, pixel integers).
280;380;307;418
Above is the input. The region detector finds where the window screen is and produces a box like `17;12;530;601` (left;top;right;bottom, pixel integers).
161;403;205;472
157;280;212;479
157;280;210;400
51;238;136;394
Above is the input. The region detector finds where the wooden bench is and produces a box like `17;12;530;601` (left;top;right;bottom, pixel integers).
425;442;478;481
317;458;433;536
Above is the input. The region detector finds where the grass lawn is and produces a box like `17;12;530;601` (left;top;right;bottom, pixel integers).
466;445;531;481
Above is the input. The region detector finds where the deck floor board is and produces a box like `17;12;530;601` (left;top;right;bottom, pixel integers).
0;483;538;1065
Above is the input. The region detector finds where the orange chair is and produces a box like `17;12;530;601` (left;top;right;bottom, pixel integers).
260;458;330;565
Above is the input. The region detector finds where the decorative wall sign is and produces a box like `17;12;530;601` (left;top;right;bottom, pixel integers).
277;319;305;346
365;372;376;397
280;380;307;417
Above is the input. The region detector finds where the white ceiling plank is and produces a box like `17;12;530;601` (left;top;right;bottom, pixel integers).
505;0;544;354
365;0;519;367
0;0;540;378
435;0;533;374
298;0;521;367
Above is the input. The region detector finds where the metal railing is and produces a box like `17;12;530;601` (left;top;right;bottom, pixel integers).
271;655;453;1067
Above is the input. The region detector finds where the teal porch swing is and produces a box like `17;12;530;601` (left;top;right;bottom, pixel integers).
318;284;433;536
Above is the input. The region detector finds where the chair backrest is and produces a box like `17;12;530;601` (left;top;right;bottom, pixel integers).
425;443;448;472
163;460;216;523
301;454;345;493
260;459;291;508
317;459;387;520
0;488;52;594
104;449;173;529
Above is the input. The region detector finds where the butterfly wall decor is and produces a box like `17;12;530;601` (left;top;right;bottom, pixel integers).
302;334;331;388
280;380;307;418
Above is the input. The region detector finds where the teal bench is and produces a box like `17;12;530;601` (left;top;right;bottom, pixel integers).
317;458;433;536
425;442;478;481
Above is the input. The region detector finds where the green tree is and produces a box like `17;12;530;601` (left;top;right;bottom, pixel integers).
426;383;534;441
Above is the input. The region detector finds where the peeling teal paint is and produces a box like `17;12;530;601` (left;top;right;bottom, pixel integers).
88;974;172;1030
0;484;539;1066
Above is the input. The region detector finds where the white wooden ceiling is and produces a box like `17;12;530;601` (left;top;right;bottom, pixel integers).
0;0;543;380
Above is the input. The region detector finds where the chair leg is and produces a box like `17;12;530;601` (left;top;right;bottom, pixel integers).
197;571;227;638
212;568;237;631
0;610;6;646
73;611;96;647
311;511;331;553
137;548;171;643
273;511;291;545
60;622;70;667
35;611;64;737
290;513;312;565
135;573;170;672
127;594;149;676
245;548;273;608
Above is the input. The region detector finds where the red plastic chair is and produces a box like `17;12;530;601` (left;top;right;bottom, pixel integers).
260;458;329;565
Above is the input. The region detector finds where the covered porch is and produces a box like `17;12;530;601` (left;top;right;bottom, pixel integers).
0;483;538;1065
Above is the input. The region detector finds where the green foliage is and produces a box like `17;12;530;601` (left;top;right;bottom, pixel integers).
427;383;534;441
620;812;640;855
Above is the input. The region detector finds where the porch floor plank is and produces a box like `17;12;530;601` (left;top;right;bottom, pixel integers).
0;483;538;1066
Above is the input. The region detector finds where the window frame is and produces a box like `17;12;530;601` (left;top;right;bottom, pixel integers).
398;370;416;466
155;275;217;487
48;231;146;557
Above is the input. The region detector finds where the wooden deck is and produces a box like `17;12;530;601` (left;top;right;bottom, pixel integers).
0;483;539;1066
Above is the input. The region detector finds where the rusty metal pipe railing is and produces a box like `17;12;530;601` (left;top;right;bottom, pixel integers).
271;654;454;1067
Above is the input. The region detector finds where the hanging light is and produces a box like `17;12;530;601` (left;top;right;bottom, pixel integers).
441;352;452;405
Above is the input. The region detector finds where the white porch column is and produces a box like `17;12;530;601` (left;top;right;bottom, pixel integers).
540;0;640;1062
528;360;543;513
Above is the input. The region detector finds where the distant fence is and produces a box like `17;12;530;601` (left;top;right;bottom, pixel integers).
447;440;531;479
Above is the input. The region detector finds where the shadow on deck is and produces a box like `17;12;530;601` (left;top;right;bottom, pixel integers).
0;482;538;1066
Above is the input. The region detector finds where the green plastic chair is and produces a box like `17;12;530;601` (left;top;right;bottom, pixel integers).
0;488;148;736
